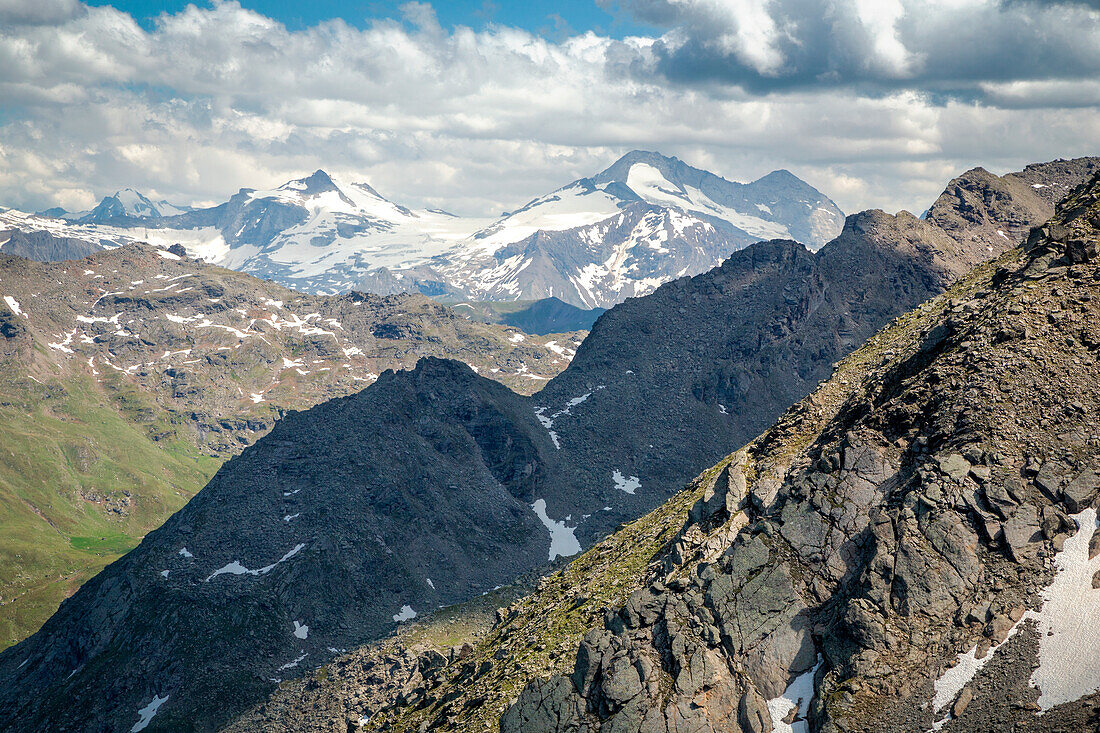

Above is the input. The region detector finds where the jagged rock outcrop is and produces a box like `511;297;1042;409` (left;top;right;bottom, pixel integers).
497;174;1100;733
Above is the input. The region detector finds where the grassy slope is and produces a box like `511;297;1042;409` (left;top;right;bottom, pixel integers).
0;369;221;649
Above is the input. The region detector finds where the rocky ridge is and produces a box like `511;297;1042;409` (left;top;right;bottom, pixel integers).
230;173;1100;733
493;173;1100;733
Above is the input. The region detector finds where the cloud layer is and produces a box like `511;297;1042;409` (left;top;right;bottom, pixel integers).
614;0;1100;93
0;0;1097;218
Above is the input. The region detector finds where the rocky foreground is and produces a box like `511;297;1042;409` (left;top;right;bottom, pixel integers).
228;177;1100;733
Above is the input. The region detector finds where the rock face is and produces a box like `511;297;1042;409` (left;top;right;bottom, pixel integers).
493;174;1100;733
0;162;1095;732
0;228;104;261
926;158;1100;270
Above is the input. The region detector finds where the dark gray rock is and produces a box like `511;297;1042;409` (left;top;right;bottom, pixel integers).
1062;470;1100;513
1003;504;1043;562
938;453;971;482
500;676;584;733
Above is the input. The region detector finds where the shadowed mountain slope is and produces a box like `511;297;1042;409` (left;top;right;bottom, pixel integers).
233;172;1100;733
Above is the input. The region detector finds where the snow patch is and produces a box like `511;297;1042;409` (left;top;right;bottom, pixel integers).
278;652;307;671
531;498;581;561
156;249;181;261
767;656;821;733
534;407;561;449
293;621;309;639
131;694;169;732
612;470;641;495
567;392;591;408
3;296;25;317
205;543;306;581
393;605;417;622
1029;508;1100;710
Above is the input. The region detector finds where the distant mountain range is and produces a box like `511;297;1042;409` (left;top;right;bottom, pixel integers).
1;152;845;307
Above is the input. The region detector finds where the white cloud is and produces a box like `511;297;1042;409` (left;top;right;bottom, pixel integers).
0;0;84;26
0;0;1097;220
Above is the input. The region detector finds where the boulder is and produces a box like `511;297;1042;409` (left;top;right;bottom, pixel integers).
1066;237;1099;264
499;676;584;733
982;481;1017;519
953;687;974;717
938;454;971;482
1062;470;1100;513
738;685;773;733
1002;505;1042;562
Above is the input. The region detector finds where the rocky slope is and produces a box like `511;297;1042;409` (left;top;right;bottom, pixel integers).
494;172;1100;733
0;243;574;650
925;158;1100;267
231;173;1100;733
0;159;1094;732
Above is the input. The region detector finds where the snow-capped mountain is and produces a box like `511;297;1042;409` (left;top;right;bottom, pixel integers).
0;152;845;307
378;151;845;307
189;170;488;292
79;188;190;223
414;151;846;307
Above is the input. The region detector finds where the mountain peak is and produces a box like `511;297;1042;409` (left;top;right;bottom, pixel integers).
594;150;688;185
283;169;339;196
753;168;799;184
80;188;185;222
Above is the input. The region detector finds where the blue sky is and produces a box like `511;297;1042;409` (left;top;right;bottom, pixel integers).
2;0;1099;217
86;0;657;37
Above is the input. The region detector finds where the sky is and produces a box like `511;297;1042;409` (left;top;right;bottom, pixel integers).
0;0;1098;218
